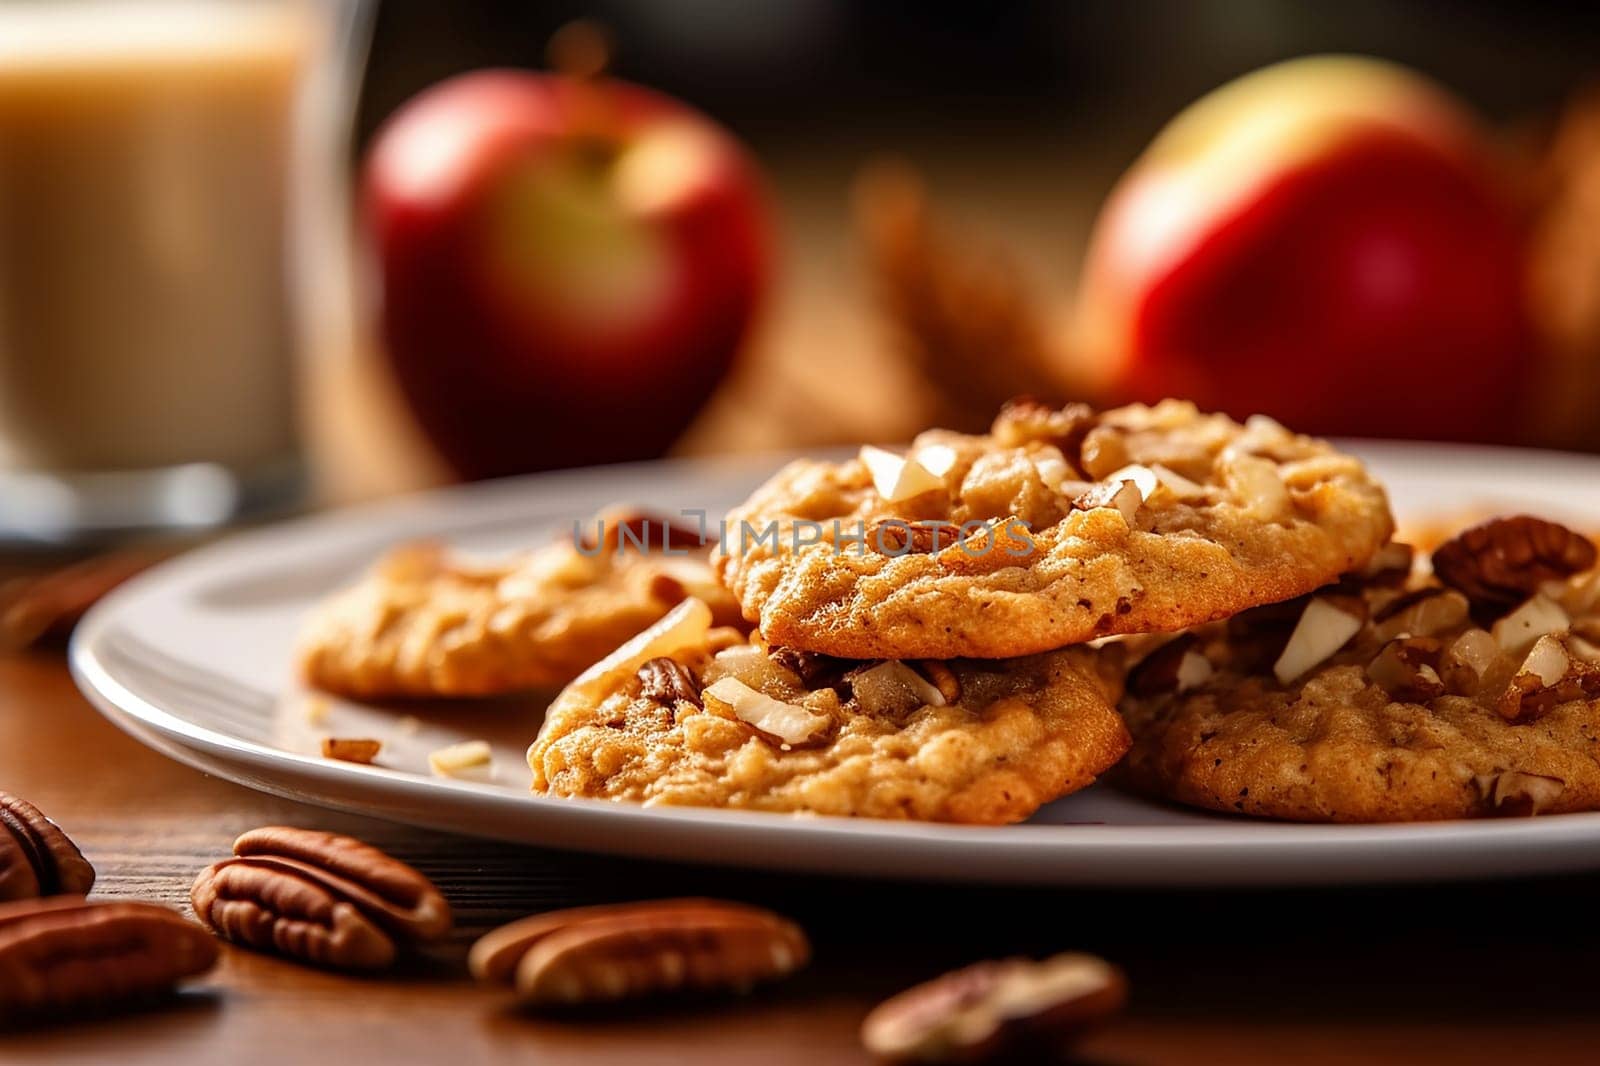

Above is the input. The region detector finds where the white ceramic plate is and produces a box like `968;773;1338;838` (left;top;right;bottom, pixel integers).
71;442;1600;886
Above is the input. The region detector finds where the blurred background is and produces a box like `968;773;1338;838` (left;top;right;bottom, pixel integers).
324;0;1600;497
6;0;1600;568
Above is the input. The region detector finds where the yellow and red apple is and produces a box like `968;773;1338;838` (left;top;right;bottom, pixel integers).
1075;56;1530;441
364;69;769;478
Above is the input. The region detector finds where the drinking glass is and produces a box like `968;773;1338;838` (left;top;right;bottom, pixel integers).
0;0;373;542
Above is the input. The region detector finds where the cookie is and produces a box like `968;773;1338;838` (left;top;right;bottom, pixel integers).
528;598;1130;824
299;511;742;699
715;399;1394;659
1119;516;1600;822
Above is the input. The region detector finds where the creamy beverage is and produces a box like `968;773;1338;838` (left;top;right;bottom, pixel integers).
0;1;323;476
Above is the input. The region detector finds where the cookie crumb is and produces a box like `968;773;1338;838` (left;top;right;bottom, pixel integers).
322;737;381;764
430;739;494;780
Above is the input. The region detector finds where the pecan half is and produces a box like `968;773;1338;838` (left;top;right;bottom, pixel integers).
0;792;94;902
0;897;217;1017
636;657;702;707
190;827;451;971
466;898;809;1008
1432;516;1596;610
860;952;1127;1064
867;520;965;555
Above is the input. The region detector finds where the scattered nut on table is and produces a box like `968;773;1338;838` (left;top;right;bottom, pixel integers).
860;952;1127;1063
190;826;452;971
0;896;218;1017
0;791;95;902
468;897;809;1008
321;737;382;764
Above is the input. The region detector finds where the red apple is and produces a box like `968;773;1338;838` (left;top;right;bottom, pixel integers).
364;68;770;478
1074;56;1530;442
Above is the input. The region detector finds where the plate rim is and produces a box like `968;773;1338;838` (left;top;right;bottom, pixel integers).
68;440;1600;887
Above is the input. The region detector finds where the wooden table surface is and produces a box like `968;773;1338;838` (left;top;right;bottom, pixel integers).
5;642;1600;1064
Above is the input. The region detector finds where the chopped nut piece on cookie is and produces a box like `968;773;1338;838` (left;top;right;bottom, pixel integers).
1473;770;1567;817
1366;638;1446;701
1072;479;1143;526
703;677;830;748
1491;594;1570;653
636;657;702;707
862;446;947;503
1274;596;1365;684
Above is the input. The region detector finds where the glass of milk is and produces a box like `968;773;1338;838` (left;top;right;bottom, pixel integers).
0;0;372;542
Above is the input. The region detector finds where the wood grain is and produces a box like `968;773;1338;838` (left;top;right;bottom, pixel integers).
4;648;1600;1063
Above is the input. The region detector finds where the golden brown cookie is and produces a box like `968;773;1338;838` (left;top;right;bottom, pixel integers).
715;399;1394;659
1119;517;1600;822
528;598;1130;824
299;512;742;700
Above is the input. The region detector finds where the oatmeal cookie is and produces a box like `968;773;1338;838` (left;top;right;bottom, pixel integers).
1119;516;1600;822
528;598;1130;824
299;511;741;699
715;399;1394;659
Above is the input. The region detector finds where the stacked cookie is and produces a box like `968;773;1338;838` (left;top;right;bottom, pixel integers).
1119;515;1600;821
303;399;1600;824
523;398;1392;824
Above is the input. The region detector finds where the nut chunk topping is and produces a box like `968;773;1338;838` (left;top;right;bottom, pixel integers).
1366;638;1446;701
1495;635;1600;724
991;397;1097;462
1127;635;1211;698
703;677;830;748
861;952;1127;1064
636;656;702;707
1473;770;1566;816
190;826;452;972
767;646;859;693
1432;515;1596;609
